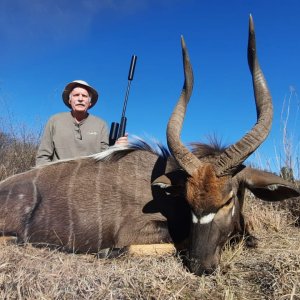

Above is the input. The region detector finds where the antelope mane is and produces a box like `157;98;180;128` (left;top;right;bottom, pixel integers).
93;136;170;162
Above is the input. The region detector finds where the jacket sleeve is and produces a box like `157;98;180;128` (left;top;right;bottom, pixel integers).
35;119;55;166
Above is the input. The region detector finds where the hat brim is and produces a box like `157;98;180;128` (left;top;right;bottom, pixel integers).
62;82;98;109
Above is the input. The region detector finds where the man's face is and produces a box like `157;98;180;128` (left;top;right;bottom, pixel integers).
68;87;91;113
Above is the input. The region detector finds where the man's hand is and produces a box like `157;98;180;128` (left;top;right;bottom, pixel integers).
115;133;128;146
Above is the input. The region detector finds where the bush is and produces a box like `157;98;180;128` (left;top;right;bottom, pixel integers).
0;125;39;180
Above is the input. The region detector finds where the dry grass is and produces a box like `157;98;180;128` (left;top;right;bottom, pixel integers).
0;196;299;300
0;95;299;299
0;128;38;181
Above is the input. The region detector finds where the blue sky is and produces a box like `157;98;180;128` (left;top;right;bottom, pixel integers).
0;0;299;175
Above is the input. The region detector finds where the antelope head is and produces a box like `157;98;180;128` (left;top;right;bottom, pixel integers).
167;16;273;275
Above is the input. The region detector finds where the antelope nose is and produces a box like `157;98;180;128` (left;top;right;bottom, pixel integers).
187;258;217;276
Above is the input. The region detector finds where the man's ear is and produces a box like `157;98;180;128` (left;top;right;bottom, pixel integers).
235;167;300;202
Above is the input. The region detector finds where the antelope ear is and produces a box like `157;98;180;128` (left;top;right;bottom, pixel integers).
152;170;187;197
236;167;300;202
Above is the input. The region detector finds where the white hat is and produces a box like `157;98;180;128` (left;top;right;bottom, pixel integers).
62;80;99;109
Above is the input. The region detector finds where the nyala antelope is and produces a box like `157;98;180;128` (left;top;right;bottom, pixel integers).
0;16;299;275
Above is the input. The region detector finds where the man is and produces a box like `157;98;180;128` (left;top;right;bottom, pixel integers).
36;80;127;166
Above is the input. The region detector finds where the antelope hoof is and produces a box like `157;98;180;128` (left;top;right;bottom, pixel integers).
0;236;17;245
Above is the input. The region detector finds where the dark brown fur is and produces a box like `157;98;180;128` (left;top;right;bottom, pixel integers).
0;139;299;276
1;16;300;275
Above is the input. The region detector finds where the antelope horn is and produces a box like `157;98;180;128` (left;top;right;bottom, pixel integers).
214;15;273;176
167;36;202;176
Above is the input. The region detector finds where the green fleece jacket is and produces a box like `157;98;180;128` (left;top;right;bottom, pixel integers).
36;112;109;166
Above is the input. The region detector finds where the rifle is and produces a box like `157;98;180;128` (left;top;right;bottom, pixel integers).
109;55;137;145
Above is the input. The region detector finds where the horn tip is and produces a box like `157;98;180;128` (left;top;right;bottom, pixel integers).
181;35;186;48
249;14;254;33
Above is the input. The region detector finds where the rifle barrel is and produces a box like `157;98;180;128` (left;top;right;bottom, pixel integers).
109;54;137;144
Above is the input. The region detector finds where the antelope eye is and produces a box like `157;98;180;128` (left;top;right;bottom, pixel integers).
224;197;233;207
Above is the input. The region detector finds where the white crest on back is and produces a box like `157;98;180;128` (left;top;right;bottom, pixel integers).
93;146;129;161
